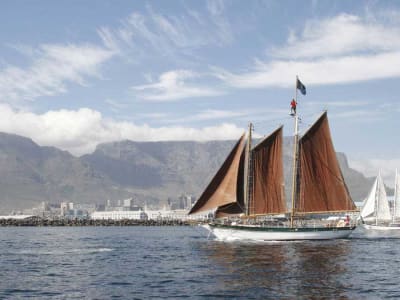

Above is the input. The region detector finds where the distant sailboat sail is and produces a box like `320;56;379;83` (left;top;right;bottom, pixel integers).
295;112;356;214
360;172;391;222
189;134;246;215
376;174;391;221
250;126;286;215
361;177;378;220
393;169;400;221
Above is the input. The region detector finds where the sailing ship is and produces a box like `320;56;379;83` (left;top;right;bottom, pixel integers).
189;92;358;241
360;170;400;230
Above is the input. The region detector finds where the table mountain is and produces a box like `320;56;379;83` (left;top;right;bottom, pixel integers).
0;132;375;213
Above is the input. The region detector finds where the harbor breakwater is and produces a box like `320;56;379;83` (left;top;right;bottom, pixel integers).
0;217;192;227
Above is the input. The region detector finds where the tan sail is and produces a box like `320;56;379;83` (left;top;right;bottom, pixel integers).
250;126;286;215
189;134;246;215
295;112;356;214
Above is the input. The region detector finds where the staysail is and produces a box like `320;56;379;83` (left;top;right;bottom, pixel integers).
360;173;391;222
295;112;356;214
250;126;286;215
189;134;246;215
360;177;378;219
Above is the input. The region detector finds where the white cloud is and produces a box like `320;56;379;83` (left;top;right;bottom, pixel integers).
132;70;224;101
159;109;248;124
0;104;244;156
211;12;400;89
97;4;234;58
191;109;246;121
272;13;400;59
215;51;400;88
0;44;114;103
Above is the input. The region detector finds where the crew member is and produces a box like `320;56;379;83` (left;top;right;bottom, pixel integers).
290;99;297;115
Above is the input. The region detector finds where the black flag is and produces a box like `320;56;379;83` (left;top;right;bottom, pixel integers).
296;78;306;95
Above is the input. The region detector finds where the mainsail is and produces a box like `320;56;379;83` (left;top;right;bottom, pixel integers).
295;112;356;214
376;174;391;221
188;134;246;215
250;126;286;215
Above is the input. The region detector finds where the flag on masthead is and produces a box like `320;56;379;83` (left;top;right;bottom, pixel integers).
296;78;306;95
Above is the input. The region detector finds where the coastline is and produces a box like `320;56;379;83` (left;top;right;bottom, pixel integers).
0;217;192;227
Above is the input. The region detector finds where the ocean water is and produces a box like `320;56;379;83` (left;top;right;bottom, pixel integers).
0;226;399;299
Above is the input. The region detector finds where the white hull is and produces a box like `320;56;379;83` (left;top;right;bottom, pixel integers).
203;224;354;241
362;224;400;231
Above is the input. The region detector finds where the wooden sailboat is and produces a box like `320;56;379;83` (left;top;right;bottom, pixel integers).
361;170;400;231
189;102;358;241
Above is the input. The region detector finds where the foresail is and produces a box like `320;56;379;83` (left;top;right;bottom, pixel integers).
295;112;356;214
250;126;286;215
215;203;244;218
360;177;377;219
188;134;246;215
376;174;391;221
215;147;246;218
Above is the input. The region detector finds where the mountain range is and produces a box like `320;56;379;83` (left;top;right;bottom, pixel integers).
0;132;376;214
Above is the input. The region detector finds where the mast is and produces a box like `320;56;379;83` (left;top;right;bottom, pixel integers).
244;122;253;216
290;76;300;228
375;171;380;226
393;169;397;223
394;169;399;223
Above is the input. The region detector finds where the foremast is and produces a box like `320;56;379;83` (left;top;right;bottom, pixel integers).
244;122;253;216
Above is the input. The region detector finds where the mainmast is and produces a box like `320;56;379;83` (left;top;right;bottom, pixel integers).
290;76;300;228
244;122;253;216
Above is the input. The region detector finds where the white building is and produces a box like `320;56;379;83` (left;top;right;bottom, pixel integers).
91;210;148;220
0;215;35;220
145;209;211;221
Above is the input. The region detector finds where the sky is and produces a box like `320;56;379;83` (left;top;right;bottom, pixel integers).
0;0;399;185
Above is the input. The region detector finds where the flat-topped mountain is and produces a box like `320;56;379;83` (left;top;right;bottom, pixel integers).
0;132;374;213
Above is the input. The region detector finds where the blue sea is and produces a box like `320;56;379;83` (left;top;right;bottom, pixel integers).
0;226;399;299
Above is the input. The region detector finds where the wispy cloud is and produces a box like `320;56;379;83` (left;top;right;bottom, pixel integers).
0;104;244;155
305;100;370;107
191;109;246;121
0;44;114;103
98;3;233;59
330;109;384;120
206;0;234;45
214;51;400;89
272;13;400;59
213;12;400;89
132;70;224;101
159;109;248;124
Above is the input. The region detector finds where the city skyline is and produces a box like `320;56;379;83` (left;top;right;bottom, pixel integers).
0;1;399;184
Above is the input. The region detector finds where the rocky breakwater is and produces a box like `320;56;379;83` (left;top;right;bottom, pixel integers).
0;217;191;227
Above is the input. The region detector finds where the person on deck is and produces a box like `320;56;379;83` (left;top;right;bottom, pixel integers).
290;99;297;115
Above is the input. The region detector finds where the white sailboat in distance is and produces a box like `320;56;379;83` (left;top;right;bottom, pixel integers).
361;170;400;231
